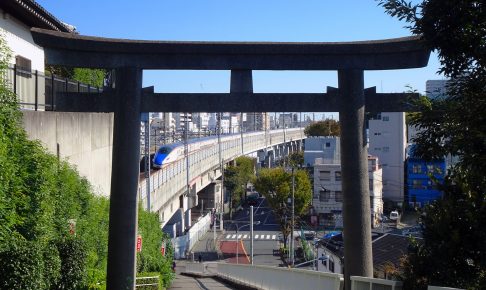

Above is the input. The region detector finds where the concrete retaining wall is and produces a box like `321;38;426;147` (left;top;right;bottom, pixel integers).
22;111;113;196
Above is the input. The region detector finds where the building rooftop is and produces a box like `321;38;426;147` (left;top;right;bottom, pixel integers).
318;232;421;272
1;0;72;32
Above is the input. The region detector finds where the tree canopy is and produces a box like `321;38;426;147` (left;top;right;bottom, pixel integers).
254;168;312;247
378;0;486;288
224;156;255;217
304;119;340;137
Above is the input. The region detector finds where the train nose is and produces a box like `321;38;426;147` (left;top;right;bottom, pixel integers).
154;154;168;167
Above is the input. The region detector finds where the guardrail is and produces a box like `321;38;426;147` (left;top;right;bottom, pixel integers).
216;263;343;290
350;276;402;290
135;275;159;289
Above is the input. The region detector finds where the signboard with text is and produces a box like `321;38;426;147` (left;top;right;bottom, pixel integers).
136;235;142;252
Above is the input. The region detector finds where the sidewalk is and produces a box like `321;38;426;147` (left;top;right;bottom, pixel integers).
169;260;234;290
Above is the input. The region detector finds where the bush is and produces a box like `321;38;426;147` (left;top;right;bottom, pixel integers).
54;237;87;290
0;239;45;290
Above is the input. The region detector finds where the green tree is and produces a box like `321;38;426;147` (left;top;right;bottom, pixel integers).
45;65;106;88
254;168;311;248
277;151;304;168
304;119;340;137
378;0;486;288
224;156;255;218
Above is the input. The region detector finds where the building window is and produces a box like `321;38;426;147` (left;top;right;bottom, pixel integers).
319;171;331;181
427;164;434;173
382;116;390;121
15;55;32;78
369;182;373;191
374;132;381;136
374;147;381;151
334;191;343;202
382;146;389;153
335;171;341;181
412;180;422;189
329;259;335;273
319;190;330;202
325;142;331;148
412;164;422;174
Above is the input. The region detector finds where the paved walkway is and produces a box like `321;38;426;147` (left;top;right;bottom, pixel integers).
169;274;235;290
169;260;236;290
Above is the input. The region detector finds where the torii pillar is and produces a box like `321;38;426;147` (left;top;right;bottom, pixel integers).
338;70;373;281
106;67;142;290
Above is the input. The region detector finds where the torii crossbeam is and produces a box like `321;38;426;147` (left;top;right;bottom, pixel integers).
31;27;430;290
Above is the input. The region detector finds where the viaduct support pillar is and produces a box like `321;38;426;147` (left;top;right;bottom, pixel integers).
338;69;373;290
106;67;142;290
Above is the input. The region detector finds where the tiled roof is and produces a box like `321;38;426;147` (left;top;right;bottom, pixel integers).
319;233;420;270
1;0;72;32
372;234;414;268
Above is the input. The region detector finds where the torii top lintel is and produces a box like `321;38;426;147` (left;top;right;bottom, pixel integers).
31;28;430;71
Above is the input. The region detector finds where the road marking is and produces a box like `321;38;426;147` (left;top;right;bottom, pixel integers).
266;235;270;239
255;234;259;239
243;234;248;239
232;234;236;239
272;235;276;240
226;234;231;239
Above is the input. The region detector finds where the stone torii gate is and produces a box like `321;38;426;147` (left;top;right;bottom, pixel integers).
31;28;430;290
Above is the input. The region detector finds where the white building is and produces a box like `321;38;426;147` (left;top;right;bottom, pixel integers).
313;155;383;228
1;1;72;109
304;136;340;167
426;79;448;99
368;112;406;204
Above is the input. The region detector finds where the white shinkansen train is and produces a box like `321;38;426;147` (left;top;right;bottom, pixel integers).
152;133;240;169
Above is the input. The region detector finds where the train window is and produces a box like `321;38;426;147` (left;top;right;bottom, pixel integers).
158;147;171;154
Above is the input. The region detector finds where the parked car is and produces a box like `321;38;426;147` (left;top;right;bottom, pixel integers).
389;210;400;221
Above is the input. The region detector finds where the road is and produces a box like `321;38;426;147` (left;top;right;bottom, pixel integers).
222;196;284;266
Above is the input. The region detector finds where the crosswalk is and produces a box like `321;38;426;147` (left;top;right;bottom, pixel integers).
223;233;278;241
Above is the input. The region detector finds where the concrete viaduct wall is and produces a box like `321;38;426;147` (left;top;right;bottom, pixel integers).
22;111;113;196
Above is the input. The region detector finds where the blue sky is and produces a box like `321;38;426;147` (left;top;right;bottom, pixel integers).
38;0;443;118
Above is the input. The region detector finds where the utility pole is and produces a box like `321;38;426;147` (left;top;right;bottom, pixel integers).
142;113;151;211
250;205;254;265
240;112;244;154
184;112;190;202
217;112;224;223
290;167;295;267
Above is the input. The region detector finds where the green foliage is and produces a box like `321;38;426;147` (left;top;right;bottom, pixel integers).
0;33;173;289
137;204;174;288
45;65;106;88
276;151;304;168
55;238;88;290
254;168;312;247
304;119;340;137
224;156;256;217
136;272;163;290
378;0;486;288
0;238;45;290
73;68;106;88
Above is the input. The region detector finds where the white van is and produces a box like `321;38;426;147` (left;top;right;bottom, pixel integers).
389;210;400;221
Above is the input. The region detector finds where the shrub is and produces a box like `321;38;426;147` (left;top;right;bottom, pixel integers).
54;237;87;290
0;239;45;290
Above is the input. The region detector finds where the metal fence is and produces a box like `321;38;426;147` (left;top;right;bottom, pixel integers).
5;65;101;111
